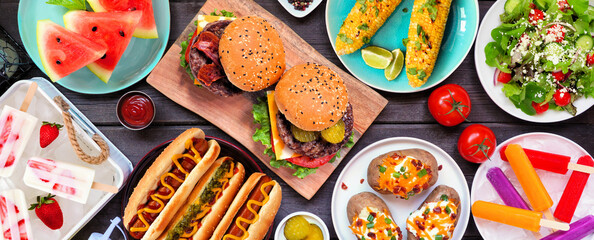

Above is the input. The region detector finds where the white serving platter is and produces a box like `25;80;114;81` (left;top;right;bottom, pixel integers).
0;78;132;239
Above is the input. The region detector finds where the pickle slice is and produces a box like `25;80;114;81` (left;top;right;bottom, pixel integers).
304;224;324;240
321;120;345;144
284;216;311;240
291;125;319;142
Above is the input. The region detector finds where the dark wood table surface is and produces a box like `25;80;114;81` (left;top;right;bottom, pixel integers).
3;0;594;239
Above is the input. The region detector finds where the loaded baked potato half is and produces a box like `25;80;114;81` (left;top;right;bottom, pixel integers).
406;185;460;240
347;192;403;240
367;149;439;199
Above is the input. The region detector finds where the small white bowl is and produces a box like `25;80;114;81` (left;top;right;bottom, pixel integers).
277;0;323;18
275;211;330;240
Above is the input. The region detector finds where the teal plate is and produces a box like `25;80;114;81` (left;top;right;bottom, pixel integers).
326;0;478;93
17;0;170;94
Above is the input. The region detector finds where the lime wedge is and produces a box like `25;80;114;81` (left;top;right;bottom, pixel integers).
385;49;404;81
361;46;393;69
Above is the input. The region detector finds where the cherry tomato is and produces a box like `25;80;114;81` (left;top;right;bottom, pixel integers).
428;84;471;127
458;124;497;163
497;71;512;84
557;0;570;11
551;71;566;82
554;89;571;106
529;9;544;25
547;24;565;43
532;101;549;114
587;54;594;66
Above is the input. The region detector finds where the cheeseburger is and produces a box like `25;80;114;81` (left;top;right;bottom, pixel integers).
181;15;286;96
255;63;354;177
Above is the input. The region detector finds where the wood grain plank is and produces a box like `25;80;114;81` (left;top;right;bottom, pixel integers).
146;0;387;199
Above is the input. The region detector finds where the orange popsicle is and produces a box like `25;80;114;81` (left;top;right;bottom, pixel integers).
504;144;553;212
472;201;569;232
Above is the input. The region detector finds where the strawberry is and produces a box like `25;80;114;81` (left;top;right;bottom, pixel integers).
39;122;62;148
28;194;63;230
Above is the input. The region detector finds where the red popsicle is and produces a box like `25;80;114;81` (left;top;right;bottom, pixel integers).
500;145;594;174
554;155;594;223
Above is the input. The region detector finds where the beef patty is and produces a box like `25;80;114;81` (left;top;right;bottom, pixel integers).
277;104;354;159
189;20;242;97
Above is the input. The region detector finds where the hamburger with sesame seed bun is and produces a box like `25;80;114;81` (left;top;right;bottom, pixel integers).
252;62;354;178
219;16;286;92
180;15;285;96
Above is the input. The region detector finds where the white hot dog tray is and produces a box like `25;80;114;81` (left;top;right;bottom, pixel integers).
0;78;133;239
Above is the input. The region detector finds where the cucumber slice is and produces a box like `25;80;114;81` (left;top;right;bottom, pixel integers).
576;35;594;50
534;0;548;10
504;0;521;14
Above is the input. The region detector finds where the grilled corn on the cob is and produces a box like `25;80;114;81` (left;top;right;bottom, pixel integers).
335;0;402;55
405;0;452;87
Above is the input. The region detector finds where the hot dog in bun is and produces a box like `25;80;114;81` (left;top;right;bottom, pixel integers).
159;156;245;240
210;173;282;240
124;128;221;240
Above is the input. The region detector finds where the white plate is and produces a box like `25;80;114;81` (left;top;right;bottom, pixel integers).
277;0;323;18
471;132;594;240
331;137;470;240
474;0;594;123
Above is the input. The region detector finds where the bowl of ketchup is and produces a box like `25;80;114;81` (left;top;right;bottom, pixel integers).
116;91;155;130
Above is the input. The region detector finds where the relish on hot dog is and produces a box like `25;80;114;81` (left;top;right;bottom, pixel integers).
124;128;221;240
210;173;282;240
159;156;245;240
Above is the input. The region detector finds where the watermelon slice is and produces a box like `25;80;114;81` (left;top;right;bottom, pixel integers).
87;0;158;39
36;20;107;82
63;11;142;83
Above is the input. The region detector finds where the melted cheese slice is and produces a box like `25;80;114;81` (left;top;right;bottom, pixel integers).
195;15;236;33
267;91;302;160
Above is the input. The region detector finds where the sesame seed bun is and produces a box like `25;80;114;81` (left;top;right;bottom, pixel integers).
219;16;286;92
275;63;349;131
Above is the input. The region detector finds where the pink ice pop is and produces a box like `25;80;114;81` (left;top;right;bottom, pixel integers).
486;167;530;210
541;215;594;240
0;189;33;240
24;157;95;204
554;156;594;223
0;106;37;178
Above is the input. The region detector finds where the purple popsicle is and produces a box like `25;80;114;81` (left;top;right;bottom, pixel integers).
541;215;594;240
486;167;531;210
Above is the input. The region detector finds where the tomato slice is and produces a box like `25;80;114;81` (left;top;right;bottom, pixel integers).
184;29;199;63
285;154;335;168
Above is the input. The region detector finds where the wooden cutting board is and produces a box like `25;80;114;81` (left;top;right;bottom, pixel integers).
147;0;387;199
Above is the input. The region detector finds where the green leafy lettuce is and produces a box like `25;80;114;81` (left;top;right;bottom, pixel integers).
210;9;236;17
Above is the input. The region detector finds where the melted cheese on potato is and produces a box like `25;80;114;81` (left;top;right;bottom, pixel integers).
406;200;458;240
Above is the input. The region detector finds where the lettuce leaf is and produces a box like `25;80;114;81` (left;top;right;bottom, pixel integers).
179;21;197;80
210;9;236;17
500;0;530;23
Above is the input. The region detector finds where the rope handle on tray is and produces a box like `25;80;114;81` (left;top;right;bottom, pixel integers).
53;96;109;165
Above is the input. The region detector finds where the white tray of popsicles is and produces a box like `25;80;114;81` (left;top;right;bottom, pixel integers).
0;79;132;240
471;132;594;240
